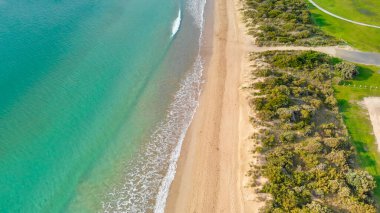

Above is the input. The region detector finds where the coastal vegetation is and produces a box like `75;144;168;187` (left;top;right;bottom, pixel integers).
242;0;340;46
334;65;380;200
246;50;377;212
308;0;380;52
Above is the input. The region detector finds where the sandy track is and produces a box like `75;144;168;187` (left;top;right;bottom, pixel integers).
363;97;380;151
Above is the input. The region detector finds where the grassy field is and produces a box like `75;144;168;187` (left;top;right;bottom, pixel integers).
307;0;380;201
313;0;380;25
334;65;380;199
308;0;380;52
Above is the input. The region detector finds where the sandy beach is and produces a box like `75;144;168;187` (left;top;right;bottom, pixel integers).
165;0;263;212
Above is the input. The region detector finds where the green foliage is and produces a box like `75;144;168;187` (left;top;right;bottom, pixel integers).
242;0;340;46
334;64;380;201
346;169;376;199
309;0;380;52
272;51;329;69
248;51;377;212
335;62;359;80
305;201;333;212
279;132;296;143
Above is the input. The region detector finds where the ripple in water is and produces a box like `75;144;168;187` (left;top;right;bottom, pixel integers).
102;0;207;212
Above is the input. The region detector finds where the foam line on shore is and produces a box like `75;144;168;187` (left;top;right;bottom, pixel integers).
154;0;207;212
101;0;208;212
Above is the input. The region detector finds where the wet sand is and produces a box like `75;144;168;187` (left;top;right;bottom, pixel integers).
165;0;263;212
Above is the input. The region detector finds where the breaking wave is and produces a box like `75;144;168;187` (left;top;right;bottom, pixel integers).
171;10;181;38
102;0;207;212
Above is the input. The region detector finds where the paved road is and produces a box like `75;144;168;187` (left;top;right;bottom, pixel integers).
335;49;380;66
308;0;380;29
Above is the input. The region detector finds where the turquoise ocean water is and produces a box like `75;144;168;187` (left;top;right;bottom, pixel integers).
0;0;207;212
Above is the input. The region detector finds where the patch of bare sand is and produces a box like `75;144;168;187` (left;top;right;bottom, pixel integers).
363;97;380;151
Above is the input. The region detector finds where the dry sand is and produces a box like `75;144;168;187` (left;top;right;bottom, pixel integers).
165;0;264;212
363;97;380;151
164;0;380;209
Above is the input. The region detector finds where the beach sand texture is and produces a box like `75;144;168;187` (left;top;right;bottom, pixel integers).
363;97;380;151
165;0;264;212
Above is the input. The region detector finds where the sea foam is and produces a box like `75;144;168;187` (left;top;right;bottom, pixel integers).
101;0;207;212
154;0;207;212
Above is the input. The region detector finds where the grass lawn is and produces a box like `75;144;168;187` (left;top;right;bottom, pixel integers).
313;0;380;25
334;65;380;199
307;1;380;53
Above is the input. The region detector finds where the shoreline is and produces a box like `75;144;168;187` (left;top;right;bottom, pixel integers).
165;0;262;211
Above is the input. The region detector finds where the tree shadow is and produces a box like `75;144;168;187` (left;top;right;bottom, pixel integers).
373;175;380;198
354;66;374;81
337;99;350;113
330;57;342;65
354;140;374;162
310;13;331;28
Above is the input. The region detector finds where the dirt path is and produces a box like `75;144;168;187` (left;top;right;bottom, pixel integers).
363;97;380;152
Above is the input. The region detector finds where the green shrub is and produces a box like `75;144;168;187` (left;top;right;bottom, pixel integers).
335;62;359;80
247;51;376;212
346;170;376;199
279;132;296;143
242;0;339;46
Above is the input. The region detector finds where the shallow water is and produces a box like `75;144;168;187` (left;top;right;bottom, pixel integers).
0;0;206;212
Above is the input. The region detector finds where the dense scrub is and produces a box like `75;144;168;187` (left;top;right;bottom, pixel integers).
242;0;340;46
247;51;376;212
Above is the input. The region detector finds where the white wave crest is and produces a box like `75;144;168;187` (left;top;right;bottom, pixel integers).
154;0;207;211
101;0;207;212
171;10;181;38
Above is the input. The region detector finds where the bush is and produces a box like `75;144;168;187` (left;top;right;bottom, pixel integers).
325;95;338;109
335;62;359;80
346;170;376;199
242;0;339;46
305;201;333;213
277;108;293;122
279;132;296;143
248;51;376;212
